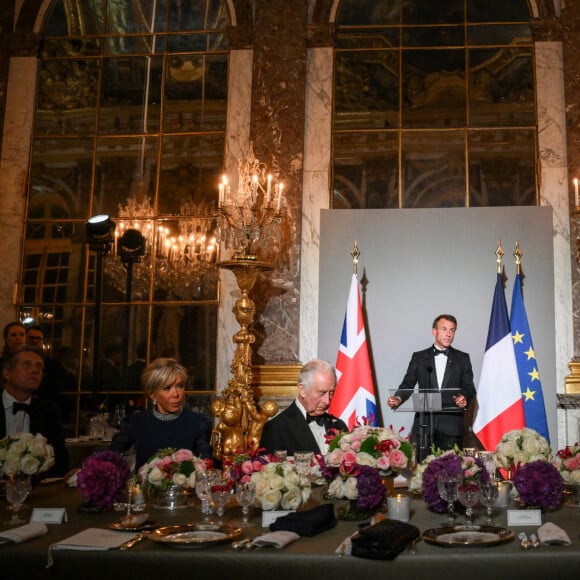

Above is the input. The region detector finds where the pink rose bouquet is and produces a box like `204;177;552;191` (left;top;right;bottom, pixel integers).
138;447;207;491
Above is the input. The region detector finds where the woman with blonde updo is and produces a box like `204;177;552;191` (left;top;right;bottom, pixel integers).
109;358;214;470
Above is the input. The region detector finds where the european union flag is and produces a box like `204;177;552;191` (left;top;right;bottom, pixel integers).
510;273;550;442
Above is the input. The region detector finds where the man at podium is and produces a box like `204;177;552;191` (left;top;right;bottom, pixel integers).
387;314;476;457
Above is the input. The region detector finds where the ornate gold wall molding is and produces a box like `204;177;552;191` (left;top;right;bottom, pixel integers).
565;360;580;394
251;364;301;399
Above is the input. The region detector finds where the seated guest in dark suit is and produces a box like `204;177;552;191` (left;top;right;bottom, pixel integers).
109;357;214;470
1;346;69;476
387;314;476;460
260;359;348;456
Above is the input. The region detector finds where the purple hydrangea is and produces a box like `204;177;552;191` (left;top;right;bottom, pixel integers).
513;460;564;510
355;465;386;510
77;450;131;508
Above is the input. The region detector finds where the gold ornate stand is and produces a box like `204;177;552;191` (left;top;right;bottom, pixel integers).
211;257;279;459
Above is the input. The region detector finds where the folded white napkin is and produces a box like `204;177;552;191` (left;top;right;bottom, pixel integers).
0;522;48;544
250;531;300;548
537;522;571;546
335;535;353;557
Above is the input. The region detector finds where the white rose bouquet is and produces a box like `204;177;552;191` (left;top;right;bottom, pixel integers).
249;460;311;511
138;448;207;491
495;428;552;471
0;432;55;477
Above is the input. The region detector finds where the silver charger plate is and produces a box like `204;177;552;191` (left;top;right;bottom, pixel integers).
147;523;242;548
422;525;515;547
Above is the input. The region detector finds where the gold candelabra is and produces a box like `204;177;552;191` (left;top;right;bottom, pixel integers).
211;145;284;458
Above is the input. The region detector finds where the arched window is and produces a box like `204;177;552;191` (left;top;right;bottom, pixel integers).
332;0;535;209
24;0;231;430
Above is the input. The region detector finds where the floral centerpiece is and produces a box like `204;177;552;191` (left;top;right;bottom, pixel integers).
223;445;271;483
318;425;414;520
0;432;55;477
138;448;207;491
554;443;580;486
495;427;552;473
512;460;563;510
249;460;311;511
420;448;490;513
77;450;131;509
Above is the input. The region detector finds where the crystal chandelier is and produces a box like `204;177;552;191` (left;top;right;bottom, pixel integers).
104;196;218;301
216;143;284;259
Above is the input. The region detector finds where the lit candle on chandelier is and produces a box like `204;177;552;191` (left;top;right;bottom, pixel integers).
574;177;579;207
222;175;228;205
252;174;258;206
218;182;224;207
266;174;272;205
276;182;284;212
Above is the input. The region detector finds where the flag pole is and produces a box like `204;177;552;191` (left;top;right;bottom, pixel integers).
351;240;360;275
513;240;522;275
496;239;504;274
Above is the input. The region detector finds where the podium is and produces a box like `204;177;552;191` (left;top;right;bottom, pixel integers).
389;388;462;462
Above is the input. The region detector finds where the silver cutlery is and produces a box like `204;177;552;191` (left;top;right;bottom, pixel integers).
119;534;146;550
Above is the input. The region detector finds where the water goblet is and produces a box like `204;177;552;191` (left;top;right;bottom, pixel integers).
4;475;32;525
195;469;219;520
235;481;256;527
458;486;480;527
437;474;461;524
479;479;499;524
210;478;234;523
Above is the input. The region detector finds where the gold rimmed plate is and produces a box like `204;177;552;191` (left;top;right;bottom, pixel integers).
147;523;242;548
422;525;514;547
109;520;159;532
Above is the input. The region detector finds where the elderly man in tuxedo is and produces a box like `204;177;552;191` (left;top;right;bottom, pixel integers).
260;359;348;455
388;314;476;460
1;345;69;476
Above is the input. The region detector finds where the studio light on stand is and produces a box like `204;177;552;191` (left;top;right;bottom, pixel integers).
118;228;146;384
86;215;116;396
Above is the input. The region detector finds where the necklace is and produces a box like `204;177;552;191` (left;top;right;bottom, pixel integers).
152;407;183;422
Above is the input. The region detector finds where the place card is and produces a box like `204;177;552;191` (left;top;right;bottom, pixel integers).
30;507;68;524
261;510;295;528
507;509;542;526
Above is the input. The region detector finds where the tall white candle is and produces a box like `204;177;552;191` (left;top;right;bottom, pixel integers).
276;182;284;212
266;174;272;205
574;178;579;207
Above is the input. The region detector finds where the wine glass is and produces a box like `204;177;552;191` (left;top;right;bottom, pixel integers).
458;486;480;527
209;477;234;523
195;469;218;520
4;475;32;525
479;479;499;524
437;474;461;524
294;451;313;483
235;481;256;527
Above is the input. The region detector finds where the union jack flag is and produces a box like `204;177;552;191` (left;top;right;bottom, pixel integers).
328;274;378;429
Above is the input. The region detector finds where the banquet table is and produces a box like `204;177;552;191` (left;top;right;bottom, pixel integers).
2;482;579;580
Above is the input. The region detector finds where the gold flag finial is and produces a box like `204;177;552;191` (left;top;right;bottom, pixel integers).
351;240;360;275
513;241;523;275
495;239;504;274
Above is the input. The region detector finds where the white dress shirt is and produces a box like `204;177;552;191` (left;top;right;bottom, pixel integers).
295;398;327;454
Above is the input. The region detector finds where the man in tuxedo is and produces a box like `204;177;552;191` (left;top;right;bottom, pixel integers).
260;359;348;455
387;314;476;460
1;346;69;476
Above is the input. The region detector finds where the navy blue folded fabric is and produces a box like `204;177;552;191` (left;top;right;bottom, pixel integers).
269;503;337;537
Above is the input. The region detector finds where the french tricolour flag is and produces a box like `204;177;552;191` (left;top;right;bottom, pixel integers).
473;273;525;450
328;274;378;429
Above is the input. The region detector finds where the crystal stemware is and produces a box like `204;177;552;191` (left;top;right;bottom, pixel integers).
437;474;461;524
210;478;234;523
479;479;499;524
235;481;256;527
458;486;480;527
195;469;219;520
4;475;32;525
294;451;313;483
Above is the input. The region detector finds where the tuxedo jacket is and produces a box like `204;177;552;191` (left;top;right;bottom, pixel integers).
1;393;69;477
259;401;347;455
395;346;476;438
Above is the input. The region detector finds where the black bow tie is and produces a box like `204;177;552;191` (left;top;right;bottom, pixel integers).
434;348;449;356
12;402;31;415
307;413;330;427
